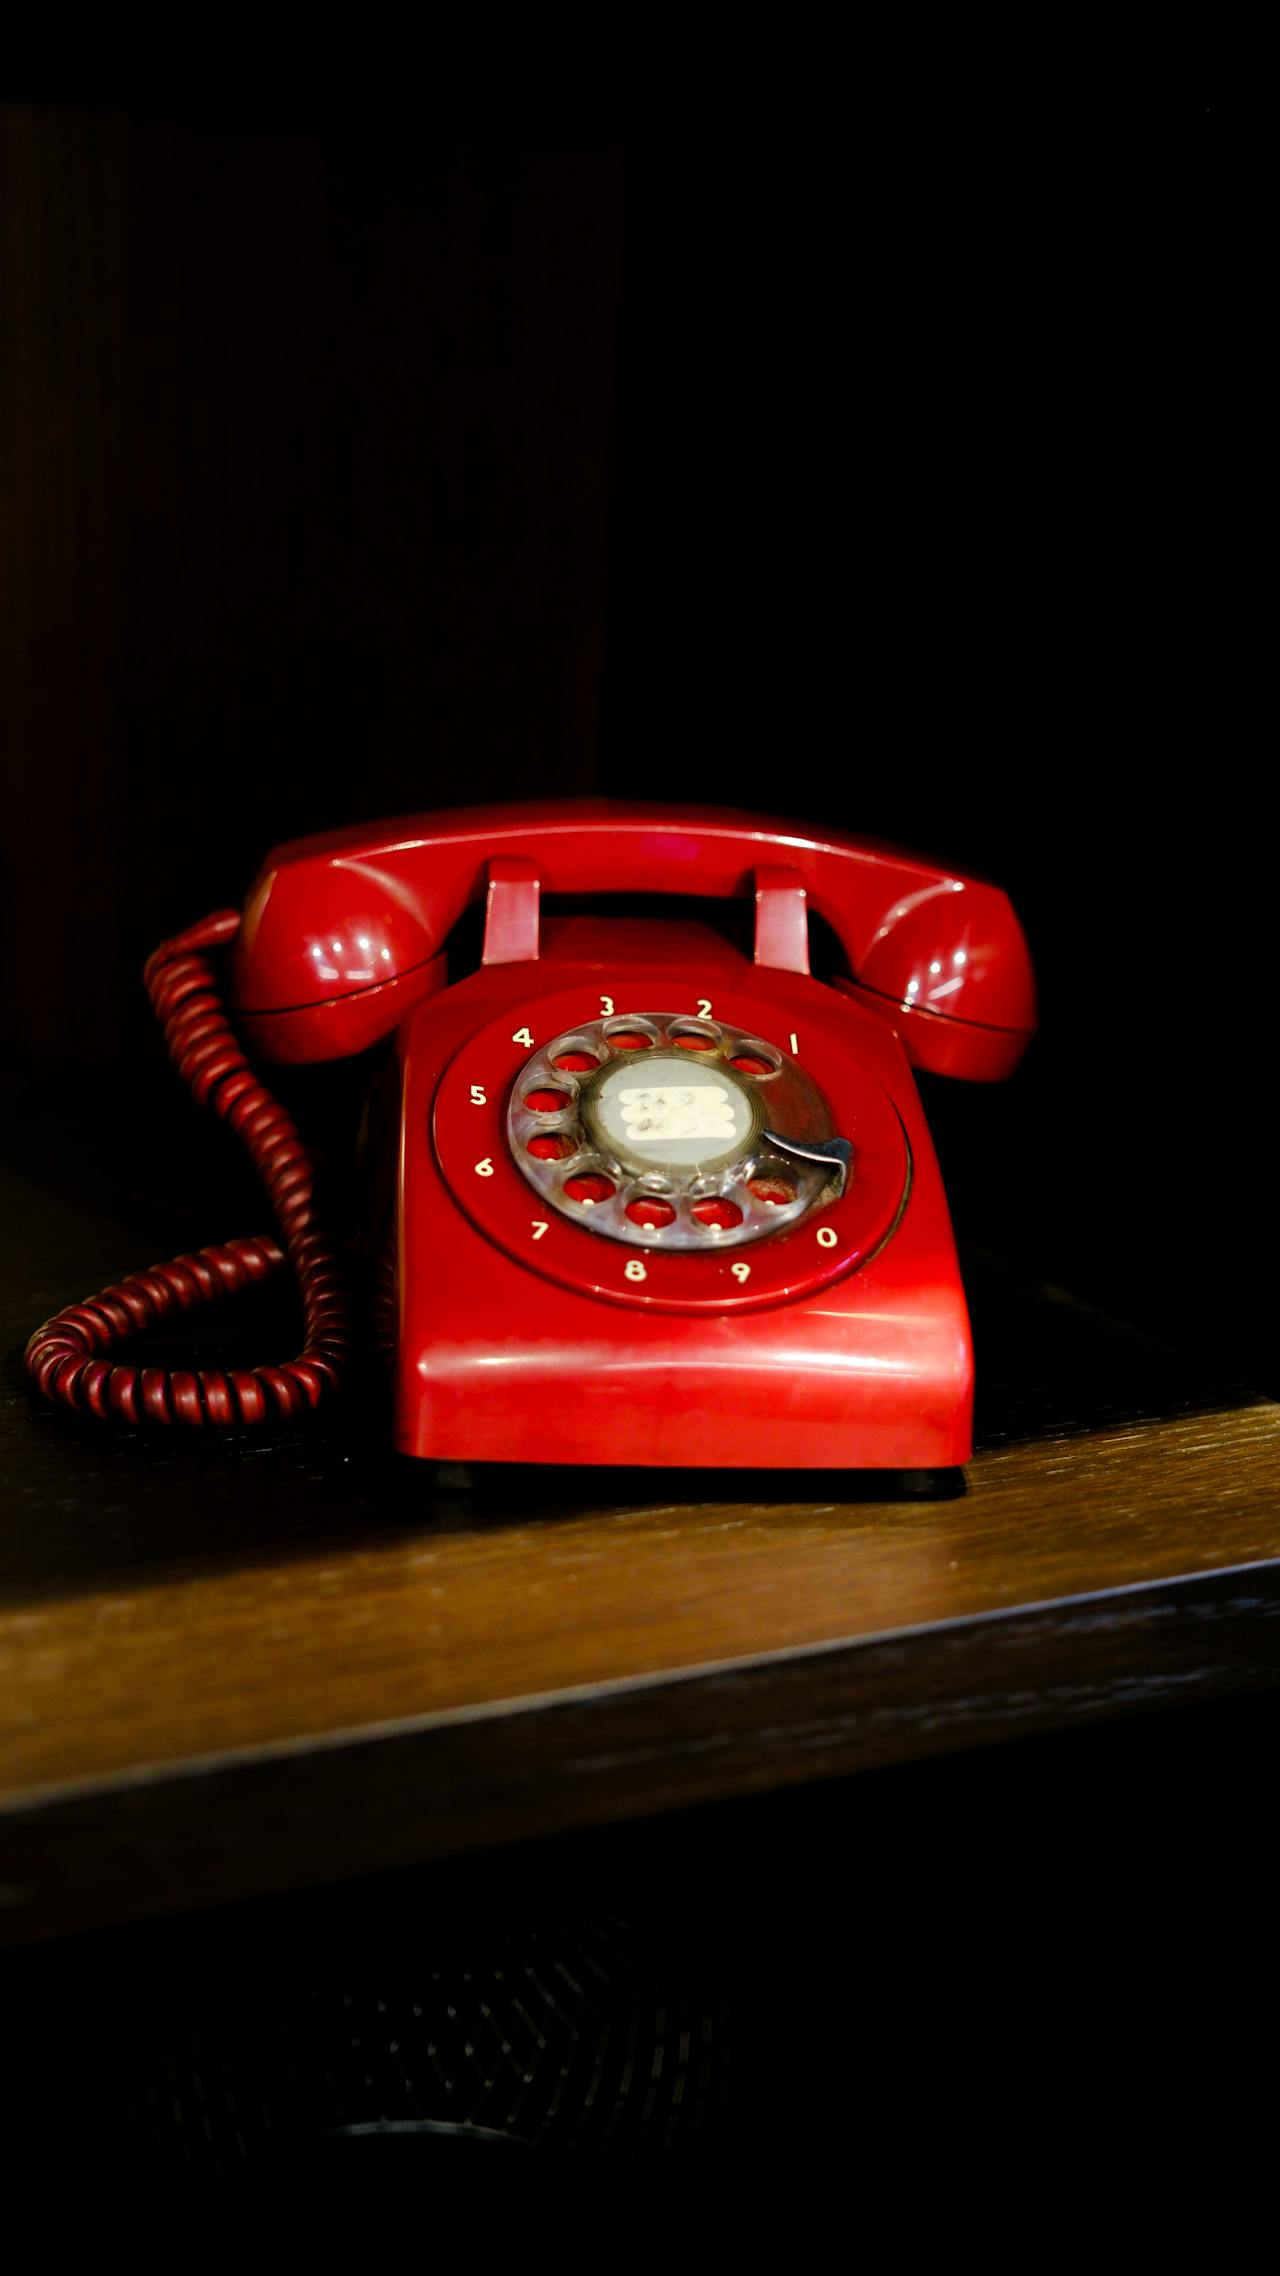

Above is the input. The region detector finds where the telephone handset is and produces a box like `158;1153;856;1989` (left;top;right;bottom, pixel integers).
26;801;1035;1472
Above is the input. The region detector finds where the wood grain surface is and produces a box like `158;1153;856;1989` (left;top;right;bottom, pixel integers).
3;1125;1279;1945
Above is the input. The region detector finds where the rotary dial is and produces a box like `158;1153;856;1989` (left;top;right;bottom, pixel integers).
506;1013;852;1251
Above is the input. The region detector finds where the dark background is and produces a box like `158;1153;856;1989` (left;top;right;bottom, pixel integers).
1;107;1273;2203
0;107;1269;1377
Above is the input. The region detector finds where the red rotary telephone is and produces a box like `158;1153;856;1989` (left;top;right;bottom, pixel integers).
26;801;1036;1474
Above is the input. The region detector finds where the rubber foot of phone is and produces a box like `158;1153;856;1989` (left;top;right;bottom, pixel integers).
894;1466;967;1501
434;1462;477;1494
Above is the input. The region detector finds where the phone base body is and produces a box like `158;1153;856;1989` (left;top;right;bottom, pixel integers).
385;925;975;1473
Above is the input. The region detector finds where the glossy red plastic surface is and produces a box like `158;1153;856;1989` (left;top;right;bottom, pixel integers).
231;800;1036;1071
481;856;541;966
226;802;1037;1468
753;865;810;975
25;913;348;1427
433;982;910;1314
31;803;1035;1470
393;926;975;1467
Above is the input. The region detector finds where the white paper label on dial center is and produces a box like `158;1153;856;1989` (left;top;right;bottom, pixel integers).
617;1085;737;1143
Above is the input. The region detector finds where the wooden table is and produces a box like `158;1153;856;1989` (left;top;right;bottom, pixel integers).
3;1121;1279;1949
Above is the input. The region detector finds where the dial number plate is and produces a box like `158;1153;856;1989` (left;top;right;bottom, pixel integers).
508;1013;838;1252
433;987;911;1313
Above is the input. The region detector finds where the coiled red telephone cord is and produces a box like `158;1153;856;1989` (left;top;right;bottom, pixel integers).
24;911;349;1427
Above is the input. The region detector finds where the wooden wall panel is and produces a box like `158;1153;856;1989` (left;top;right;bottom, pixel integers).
0;113;624;1062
